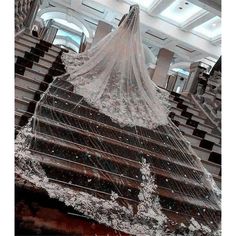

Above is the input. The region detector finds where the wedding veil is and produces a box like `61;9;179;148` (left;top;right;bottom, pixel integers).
15;4;221;235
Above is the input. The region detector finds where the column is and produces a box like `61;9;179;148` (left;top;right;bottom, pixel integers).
79;32;87;53
183;61;201;94
210;56;221;75
42;27;58;43
166;75;177;91
92;20;112;46
41;20;58;43
152;48;174;89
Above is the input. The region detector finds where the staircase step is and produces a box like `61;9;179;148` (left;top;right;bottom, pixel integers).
15;85;38;102
15;47;65;71
21;33;62;52
16;100;197;169
192;128;206;138
183;133;221;158
18;37;60;58
169;100;200;116
28;132;220;218
28;136;210;201
199;139;215;151
15;56;49;74
203;91;216;102
15;48;65;75
184;133;203;147
15;79;222;183
198;122;214;133
15;74;45;92
16;95;222;193
15;63;26;75
17;96;190;150
212;175;221;189
15;48;51;68
170;95;194;108
16;174;220;231
172;114;214;133
212;144;221;154
14;83;190;146
205;133;221;145
16;108;204;185
15;40;58;61
171;107;206;124
201;159;221;176
170;92;192;103
209;152;221;165
193;146;212;162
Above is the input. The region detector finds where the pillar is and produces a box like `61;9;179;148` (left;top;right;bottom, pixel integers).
166;75;177;91
79;32;87;53
41;20;58;43
210;56;221;75
183;61;202;94
92;20;112;46
152;48;174;89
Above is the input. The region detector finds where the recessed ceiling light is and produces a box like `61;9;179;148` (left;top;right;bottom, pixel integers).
193;16;221;39
160;0;205;25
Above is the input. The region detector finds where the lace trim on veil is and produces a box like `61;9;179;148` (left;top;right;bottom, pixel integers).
59;5;171;129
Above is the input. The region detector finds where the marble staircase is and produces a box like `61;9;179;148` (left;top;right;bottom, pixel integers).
15;32;221;234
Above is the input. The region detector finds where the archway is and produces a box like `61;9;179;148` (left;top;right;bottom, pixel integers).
38;7;93;41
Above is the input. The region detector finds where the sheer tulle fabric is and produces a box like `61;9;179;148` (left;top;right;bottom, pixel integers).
15;5;221;235
60;5;170;129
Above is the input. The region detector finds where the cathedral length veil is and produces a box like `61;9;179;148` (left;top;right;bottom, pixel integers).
15;4;221;235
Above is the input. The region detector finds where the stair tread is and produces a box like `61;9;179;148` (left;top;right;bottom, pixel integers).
15;84;190;146
171;107;206;122
29;138;220;212
21;33;62;51
169;99;200;113
173;113;214;129
15;175;219;228
184;133;221;148
193;144;221;156
15;40;59;59
15;104;201;174
15;33;221;234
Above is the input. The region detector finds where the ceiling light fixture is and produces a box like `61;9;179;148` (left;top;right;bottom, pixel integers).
193;16;221;39
160;0;204;25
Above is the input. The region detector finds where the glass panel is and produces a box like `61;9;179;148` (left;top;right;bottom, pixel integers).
172;68;190;76
56;29;81;45
54;18;83;33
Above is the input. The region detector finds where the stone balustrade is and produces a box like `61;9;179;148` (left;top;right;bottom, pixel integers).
15;0;34;33
195;70;221;127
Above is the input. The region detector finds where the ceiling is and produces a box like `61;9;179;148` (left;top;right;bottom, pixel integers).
37;0;221;69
